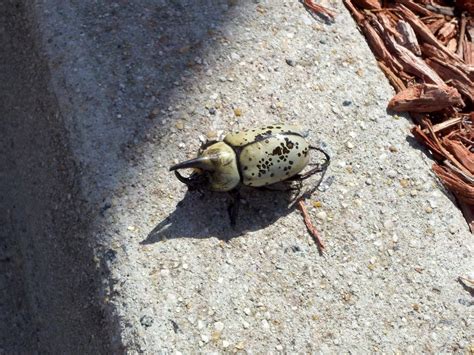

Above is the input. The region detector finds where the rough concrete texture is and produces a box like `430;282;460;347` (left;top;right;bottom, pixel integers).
0;1;109;352
1;0;473;352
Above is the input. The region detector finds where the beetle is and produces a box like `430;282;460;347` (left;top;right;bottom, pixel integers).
169;124;330;226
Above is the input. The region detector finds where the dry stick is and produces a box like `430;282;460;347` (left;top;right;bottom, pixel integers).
297;200;325;251
424;116;463;134
397;0;434;17
303;0;336;21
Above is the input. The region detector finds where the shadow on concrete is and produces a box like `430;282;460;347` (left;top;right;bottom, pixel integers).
142;187;297;243
1;0;244;352
0;1;110;352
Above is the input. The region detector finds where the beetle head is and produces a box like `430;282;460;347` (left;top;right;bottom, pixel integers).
169;142;240;192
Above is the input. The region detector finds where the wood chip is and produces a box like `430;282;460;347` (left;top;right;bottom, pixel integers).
442;138;474;174
397;0;434;17
377;61;407;92
433;164;474;204
351;0;381;10
423;16;447;35
396;5;459;62
457;14;467;57
388;83;464;112
436;19;457;45
426;57;474;103
374;21;446;86
396;20;421;55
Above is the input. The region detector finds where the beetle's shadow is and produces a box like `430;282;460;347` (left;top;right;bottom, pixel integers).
141;187;297;244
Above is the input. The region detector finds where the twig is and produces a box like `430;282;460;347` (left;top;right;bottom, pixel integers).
423;116;462;134
303;0;336;21
297;200;325;251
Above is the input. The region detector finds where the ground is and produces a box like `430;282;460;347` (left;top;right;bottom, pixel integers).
0;0;472;353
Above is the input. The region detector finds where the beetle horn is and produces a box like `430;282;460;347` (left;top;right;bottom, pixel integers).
169;156;215;172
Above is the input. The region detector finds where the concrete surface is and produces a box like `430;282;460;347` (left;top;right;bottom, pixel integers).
0;1;109;352
1;0;473;352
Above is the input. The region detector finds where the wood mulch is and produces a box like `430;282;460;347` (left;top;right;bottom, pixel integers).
340;0;474;232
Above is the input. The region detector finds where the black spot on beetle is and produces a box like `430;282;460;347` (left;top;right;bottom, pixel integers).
244;166;248;170
267;126;274;129
285;172;290;175
272;146;282;156
252;173;255;176
270;173;274;177
276;126;281;129
289;161;294;165
249;157;252;161
265;139;269;143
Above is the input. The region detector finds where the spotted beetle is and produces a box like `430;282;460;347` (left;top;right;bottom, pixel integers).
170;124;330;226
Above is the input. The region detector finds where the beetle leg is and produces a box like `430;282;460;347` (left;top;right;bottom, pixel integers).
227;190;241;228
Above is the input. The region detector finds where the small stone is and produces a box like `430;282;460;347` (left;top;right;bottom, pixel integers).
388;145;398;152
346;141;354;149
211;331;221;341
235;342;245;350
243;307;251;315
214;321;224;332
262;319;270;330
400;179;409;188
242;321;250;329
316;211;327;220
197;320;205;330
127;225;136;231
222;340;230;348
140;315;154;328
276;344;283;351
201;334;210;343
175;120;184;130
285;58;296;67
206;131;218;140
425;206;433;213
410;190;418;197
343;100;352;106
160;269;170;276
312;201;322;208
365;178;372;185
231;52;240;60
208;107;216;115
384;220;394;230
387;170;397;178
234;108;243;117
